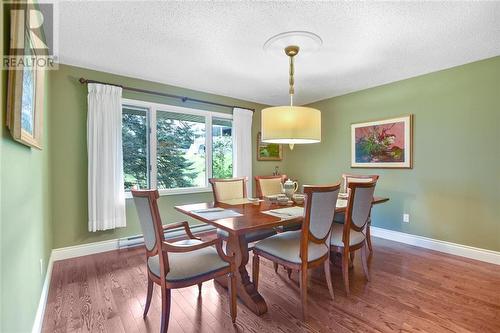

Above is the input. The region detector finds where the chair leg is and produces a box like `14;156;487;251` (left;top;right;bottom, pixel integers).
228;272;237;323
349;252;355;268
286;268;293;280
273;262;278;273
323;259;335;301
143;277;153;319
342;250;350;296
361;243;371;281
366;224;373;253
252;254;260;290
299;268;308;320
197;283;202;293
160;286;171;333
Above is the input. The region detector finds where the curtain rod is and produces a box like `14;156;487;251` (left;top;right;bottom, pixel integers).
78;77;255;112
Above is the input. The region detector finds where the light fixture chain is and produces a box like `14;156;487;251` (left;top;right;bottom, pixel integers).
289;55;294;97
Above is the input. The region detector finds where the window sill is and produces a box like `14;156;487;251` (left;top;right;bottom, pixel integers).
125;186;213;199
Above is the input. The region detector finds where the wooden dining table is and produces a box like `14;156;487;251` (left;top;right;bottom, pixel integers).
175;196;389;316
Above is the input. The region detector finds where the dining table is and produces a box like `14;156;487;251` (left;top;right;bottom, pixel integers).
175;196;389;316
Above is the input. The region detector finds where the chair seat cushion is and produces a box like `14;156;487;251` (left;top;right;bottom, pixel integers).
147;239;229;282
330;223;366;247
254;230;329;264
217;228;277;243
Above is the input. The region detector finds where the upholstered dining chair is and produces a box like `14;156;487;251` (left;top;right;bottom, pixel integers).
131;189;237;332
252;184;340;319
254;174;287;198
335;173;379;253
330;180;376;296
209;177;277;243
255;174;301;238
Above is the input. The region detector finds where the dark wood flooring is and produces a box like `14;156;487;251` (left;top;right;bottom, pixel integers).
42;236;500;333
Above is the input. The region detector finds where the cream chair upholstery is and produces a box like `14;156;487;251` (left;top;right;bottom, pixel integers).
213;180;245;201
147;239;230;282
252;230;328;264
335;174;379;254
255;175;287;198
209;177;277;243
255;175;301;232
341;176;375;194
253;184;340;319
259;178;283;196
330;180;376;296
330;224;365;246
131;189;237;331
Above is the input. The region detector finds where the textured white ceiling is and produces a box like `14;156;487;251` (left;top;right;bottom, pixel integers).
56;1;500;105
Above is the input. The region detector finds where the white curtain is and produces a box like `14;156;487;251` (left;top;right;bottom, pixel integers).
232;108;254;196
87;83;126;232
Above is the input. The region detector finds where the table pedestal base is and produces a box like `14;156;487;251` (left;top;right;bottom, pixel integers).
215;234;268;315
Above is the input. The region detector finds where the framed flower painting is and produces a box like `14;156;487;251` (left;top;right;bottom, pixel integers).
351;115;412;168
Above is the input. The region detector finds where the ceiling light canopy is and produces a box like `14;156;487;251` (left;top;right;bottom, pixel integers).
261;40;321;150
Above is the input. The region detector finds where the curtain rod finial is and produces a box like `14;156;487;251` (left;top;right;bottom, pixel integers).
79;77;87;84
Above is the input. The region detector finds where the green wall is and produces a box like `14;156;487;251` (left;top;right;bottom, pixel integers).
2;16;498;330
286;56;500;251
48;64;287;248
1;4;53;332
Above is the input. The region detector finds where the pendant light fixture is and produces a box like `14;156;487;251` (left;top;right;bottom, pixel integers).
261;44;321;150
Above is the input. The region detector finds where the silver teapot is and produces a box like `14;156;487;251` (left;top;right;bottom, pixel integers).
281;179;299;199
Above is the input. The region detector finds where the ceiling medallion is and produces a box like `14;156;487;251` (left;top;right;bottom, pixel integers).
263;31;322;56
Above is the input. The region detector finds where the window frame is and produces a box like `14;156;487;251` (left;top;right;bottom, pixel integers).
122;98;233;197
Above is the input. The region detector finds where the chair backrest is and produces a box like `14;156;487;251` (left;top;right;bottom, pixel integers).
341;173;379;194
343;180;377;246
254;174;287;198
131;189;169;275
208;177;248;203
300;184;340;263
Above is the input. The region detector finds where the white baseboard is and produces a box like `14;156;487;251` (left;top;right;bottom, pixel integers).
50;226;499;266
32;252;54;333
52;239;119;262
51;224;217;262
370;226;500;265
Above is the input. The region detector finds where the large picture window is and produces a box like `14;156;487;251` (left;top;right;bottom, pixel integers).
122;99;233;195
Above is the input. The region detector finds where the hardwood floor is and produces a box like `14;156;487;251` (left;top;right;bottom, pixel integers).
42;236;500;333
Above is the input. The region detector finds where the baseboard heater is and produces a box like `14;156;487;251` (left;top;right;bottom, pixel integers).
118;224;217;249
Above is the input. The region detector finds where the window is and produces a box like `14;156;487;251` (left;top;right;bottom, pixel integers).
212;118;233;178
156;111;206;189
122;99;233;194
122;105;149;191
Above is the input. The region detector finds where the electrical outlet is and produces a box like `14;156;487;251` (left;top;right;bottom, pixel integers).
40;259;44;276
403;214;410;223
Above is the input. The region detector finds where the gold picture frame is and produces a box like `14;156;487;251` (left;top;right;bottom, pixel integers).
257;132;283;161
6;4;45;149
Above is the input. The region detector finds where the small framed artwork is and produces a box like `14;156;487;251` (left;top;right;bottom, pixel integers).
257;132;283;161
6;5;45;149
351;115;412;168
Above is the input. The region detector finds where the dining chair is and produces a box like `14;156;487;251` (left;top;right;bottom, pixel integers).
252;184;340;319
254;174;288;198
335;173;379;253
209;177;277;243
131;189;237;332
255;174;301;238
330;180;376;296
